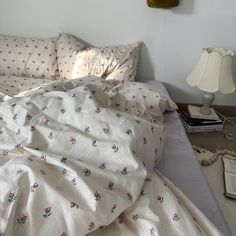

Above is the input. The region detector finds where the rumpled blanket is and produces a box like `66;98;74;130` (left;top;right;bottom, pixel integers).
0;77;222;236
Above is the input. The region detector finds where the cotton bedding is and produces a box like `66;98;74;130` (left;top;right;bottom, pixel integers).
0;77;222;236
0;75;55;101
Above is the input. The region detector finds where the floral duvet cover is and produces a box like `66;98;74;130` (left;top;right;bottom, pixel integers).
0;77;222;235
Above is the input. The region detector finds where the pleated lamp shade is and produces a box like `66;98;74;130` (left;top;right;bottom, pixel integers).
187;48;235;94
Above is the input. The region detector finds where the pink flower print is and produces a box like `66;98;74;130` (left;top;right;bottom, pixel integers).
48;132;54;139
17;215;27;224
121;168;128;175
41;106;48;111
43;119;49;125
2;151;8;156
76;107;82;112
13;114;18;120
70;137;76;144
15;129;21;135
43;207;52;218
143;137;147;144
71;178;77;185
30;126;35;132
84;168;91;176
172;213;180;221
15;144;21;149
127;192;133;201
112;144;118;152
132;214;139;221
94;191;101;201
99;163;106;169
41;154;47;161
103;128;109;134
150;227;156;236
31;182;38;192
116;113;121;118
40;169;46;175
88;222;95;231
16;169;24;175
8;192;17;203
126;129;132;135
70;202;79;209
84;126;90;133
92;139;97;147
151;126;154;133
95;107;101;113
61;157;67;163
61;233;67;236
157;196;164;203
26;114;32;120
108;182;114;190
62;169;67;175
111;204;117;213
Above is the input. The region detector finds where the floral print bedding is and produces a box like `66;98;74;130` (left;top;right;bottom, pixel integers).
0;77;222;236
0;75;56;101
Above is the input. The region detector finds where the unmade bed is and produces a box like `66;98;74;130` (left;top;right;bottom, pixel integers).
148;80;233;236
0;32;231;236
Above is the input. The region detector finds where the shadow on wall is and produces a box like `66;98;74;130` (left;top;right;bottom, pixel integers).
172;0;194;15
162;82;192;103
136;43;155;81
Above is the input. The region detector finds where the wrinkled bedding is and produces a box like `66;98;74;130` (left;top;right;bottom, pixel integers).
0;77;222;235
0;76;55;101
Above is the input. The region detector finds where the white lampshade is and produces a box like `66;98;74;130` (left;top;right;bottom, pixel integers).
187;48;235;94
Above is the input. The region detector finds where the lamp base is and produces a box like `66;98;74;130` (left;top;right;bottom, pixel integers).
200;92;215;115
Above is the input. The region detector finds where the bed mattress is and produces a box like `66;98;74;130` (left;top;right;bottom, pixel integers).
147;80;232;236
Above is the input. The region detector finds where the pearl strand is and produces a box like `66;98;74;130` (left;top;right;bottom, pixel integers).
192;145;236;166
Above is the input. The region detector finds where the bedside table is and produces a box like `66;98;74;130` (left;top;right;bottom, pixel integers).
177;103;236;153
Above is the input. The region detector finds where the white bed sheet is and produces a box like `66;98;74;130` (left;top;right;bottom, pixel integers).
147;80;232;236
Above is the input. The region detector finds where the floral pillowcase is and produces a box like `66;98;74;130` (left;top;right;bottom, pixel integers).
56;33;142;82
0;34;58;79
108;82;177;122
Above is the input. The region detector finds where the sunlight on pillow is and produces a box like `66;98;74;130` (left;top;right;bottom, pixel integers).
67;42;142;81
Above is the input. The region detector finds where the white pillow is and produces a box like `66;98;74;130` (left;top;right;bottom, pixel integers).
0;34;58;79
64;41;142;82
56;33;87;79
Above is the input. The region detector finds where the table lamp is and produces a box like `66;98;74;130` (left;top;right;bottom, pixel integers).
186;48;235;116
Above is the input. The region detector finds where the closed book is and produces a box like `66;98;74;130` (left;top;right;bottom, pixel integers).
180;116;223;133
222;156;236;199
178;106;222;126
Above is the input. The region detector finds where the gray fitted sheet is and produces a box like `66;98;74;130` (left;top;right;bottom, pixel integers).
147;80;232;236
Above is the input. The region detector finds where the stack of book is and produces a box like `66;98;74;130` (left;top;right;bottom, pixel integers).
178;105;223;133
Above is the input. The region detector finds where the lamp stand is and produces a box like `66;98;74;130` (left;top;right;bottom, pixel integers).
200;92;215;115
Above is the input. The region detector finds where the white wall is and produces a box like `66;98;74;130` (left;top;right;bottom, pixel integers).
0;0;236;105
